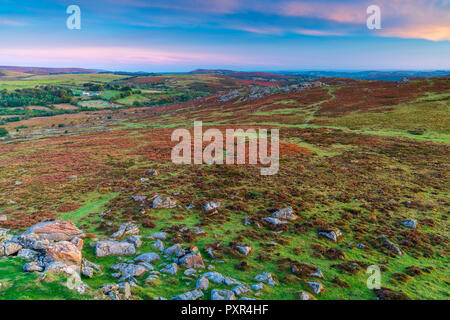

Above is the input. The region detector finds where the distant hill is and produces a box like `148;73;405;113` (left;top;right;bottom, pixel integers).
0;65;100;75
189;69;302;82
277;70;450;81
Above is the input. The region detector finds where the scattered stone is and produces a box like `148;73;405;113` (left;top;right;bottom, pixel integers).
23;261;44;272
202;271;225;283
112;222;140;238
299;291;313;300
232;284;251;296
402;220;418;229
184;268;196;276
308;281;324;294
111;263;147;278
196;276;209;290
203;201;221;212
150;232;167;240
272;207;298;221
152;239;164;252
164;243;182;255
161;263;178;275
263;217;287;226
251;283;264;291
236;245;252;256
0;215;7;222
178;246;205;269
146;169;158;176
211;289;236;300
172;289;204;300
254;272;276;286
125;235;142;248
318;227;343;242
224;277;241;286
152;195;177;209
95;241;136;257
378;235;403;256
134;252;160;264
118;282;131;299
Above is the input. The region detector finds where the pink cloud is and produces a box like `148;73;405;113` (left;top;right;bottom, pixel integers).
293;28;345;37
281;1;366;23
0;46;263;67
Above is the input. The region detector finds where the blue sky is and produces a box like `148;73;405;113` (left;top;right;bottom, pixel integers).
0;0;449;71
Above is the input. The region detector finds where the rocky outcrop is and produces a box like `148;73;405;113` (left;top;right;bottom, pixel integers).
44;240;83;268
21;220;84;241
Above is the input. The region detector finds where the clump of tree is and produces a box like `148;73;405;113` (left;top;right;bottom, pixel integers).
0;86;74;108
0;127;8;137
83;83;104;91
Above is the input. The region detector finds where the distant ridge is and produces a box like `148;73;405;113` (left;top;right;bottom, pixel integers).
0;65;100;75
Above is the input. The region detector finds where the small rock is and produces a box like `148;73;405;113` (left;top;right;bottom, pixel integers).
271;207;298;221
211;289;236;300
161;263;178;275
308;281;324;294
254;272;276;286
23;261;44;272
112;222;140;238
196;276;209;290
95;241;136;257
172;289;203;300
402;220;418;229
152;239;164;252
134;252;160;264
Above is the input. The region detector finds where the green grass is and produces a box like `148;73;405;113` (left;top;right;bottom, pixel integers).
60;192;118;227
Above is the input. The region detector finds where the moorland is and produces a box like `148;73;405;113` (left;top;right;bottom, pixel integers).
0;66;448;300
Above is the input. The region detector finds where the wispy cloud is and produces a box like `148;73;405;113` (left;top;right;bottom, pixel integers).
0;46;256;66
0;18;28;26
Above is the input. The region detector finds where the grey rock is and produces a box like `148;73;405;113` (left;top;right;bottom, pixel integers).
150;232;167;240
112;222;140;238
271;207;298;221
232;284;251;296
152;239;164;252
134;252;160;264
203;202;221;212
125;235;142;248
161;263;178;275
211;289;236;300
3;241;22;256
254;272;276;286
172;289;204;300
23;261;44;272
308;281;324;294
16;248;40;261
95;241;136;257
402;220;418;229
196;276;209;290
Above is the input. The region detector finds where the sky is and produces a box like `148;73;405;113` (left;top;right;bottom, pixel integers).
0;0;449;72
